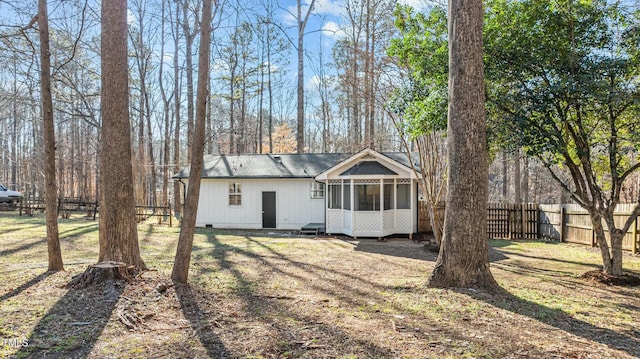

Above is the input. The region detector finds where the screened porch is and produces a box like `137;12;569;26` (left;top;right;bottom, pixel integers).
325;178;415;238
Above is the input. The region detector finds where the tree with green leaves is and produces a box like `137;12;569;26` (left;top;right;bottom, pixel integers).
387;5;449;246
389;1;497;289
485;0;640;277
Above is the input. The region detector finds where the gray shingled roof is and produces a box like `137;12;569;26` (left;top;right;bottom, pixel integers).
340;161;397;176
173;152;419;179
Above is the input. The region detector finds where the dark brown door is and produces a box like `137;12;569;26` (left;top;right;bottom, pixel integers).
262;192;276;228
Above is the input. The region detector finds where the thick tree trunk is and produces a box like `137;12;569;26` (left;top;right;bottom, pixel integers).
522;155;529;203
98;0;146;270
172;0;213;283
427;0;499;291
38;0;63;272
501;152;508;202
514;150;521;203
591;212;623;276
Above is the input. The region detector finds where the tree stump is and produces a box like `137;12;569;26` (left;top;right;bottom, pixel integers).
67;261;133;290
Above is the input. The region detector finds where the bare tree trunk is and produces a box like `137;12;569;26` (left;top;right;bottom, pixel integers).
98;0;146;270
38;0;63;272
172;0;213;283
173;0;182;217
146;95;157;207
523;155;529;203
183;0;195;162
295;0;316;153
427;0;499;291
159;0;170;208
11;59;17;191
267;32;274;153
514;150;521;203
501;151;508;202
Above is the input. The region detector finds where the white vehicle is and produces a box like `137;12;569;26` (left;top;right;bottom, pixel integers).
0;184;22;204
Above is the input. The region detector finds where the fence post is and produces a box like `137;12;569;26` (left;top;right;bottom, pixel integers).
633;218;638;255
559;207;566;242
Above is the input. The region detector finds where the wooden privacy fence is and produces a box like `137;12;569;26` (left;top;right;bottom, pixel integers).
487;203;539;240
419;202;539;239
539;204;640;254
420;202;639;253
418;201;445;233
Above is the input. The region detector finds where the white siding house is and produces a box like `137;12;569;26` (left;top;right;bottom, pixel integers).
191;178;325;230
174;149;421;237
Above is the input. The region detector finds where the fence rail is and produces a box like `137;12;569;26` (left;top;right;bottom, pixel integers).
17;197;173;227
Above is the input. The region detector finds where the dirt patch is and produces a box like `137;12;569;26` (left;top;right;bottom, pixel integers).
580;269;640;286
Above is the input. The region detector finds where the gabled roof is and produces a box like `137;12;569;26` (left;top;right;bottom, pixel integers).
340;161;397;176
315;148;421;181
173;153;352;179
173;149;421;179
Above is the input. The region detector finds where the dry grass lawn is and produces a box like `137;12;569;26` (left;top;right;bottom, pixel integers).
1;212;639;358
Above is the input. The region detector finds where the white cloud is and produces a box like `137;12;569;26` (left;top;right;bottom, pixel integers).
282;0;344;26
162;52;174;64
127;9;136;26
321;21;345;40
264;61;280;73
312;0;344;16
397;0;442;11
307;75;319;90
212;58;228;73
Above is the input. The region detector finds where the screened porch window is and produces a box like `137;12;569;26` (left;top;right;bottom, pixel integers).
384;180;394;210
329;184;342;209
229;182;242;206
397;183;410;209
343;181;351;210
355;184;380;211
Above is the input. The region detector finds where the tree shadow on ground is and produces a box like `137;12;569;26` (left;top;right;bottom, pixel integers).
173;283;230;358
352;237;437;261
495;250;603;270
0;271;52;302
460;288;640;357
0;223;43;236
15;278;123;358
189;234;409;357
57;223;99;240
0;238;46;257
350;237;511;262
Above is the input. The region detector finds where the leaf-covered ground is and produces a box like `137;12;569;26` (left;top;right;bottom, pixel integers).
1;212;639;358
